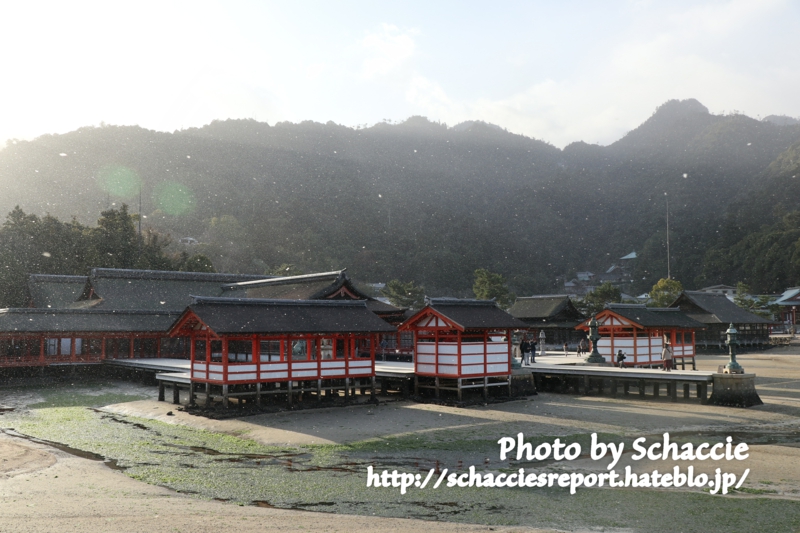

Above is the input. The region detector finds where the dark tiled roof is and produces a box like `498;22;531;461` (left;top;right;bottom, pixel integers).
605;304;704;329
0;308;179;333
364;299;404;314
85;268;269;311
508;295;585;322
671;292;774;325
221;270;403;315
28;274;87;308
177;297;397;335
422;298;528;330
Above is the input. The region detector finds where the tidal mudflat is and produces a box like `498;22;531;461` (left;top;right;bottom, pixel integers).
2;352;800;532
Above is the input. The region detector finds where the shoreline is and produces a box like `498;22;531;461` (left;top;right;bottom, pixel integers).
2;351;800;532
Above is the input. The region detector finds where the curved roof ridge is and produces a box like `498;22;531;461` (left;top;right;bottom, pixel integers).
190;296;366;307
220;270;345;290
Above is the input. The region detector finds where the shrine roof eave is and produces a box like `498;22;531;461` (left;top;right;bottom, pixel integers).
399;301;528;332
168;298;397;337
575;307;706;331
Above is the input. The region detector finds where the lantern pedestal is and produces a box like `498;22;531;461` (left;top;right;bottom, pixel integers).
708;373;762;407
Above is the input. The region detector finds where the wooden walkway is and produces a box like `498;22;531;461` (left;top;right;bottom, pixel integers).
105;357;715;405
530;363;713;402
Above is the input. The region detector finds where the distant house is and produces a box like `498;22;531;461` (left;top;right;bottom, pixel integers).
507;295;586;346
576;272;594;282
669;291;774;348
773;287;800;327
698;285;738;299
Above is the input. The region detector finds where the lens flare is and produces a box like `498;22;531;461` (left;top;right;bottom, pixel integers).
154;181;195;215
97;165;141;198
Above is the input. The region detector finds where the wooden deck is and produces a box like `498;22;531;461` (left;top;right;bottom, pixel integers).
104;358;190;373
113;356;720;406
530;363;713;402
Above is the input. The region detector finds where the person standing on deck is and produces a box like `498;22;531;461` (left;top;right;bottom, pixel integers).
661;342;673;372
520;337;531;366
530;339;537;364
563;342;569;356
579;338;588;357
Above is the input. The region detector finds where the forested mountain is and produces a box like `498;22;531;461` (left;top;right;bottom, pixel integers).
2;98;800;297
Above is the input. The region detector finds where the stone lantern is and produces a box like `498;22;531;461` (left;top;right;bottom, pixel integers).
724;323;744;374
585;317;606;364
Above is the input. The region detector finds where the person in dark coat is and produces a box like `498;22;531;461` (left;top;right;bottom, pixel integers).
520;338;531;366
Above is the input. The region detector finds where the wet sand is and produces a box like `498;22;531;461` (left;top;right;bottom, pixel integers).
2;349;800;531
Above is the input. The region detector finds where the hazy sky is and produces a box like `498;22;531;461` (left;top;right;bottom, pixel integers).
1;0;798;148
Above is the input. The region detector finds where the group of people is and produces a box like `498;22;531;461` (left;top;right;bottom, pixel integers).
614;342;673;370
518;335;675;370
518;337;537;366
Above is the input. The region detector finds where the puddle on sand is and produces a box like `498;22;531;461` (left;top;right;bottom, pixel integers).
0;427;127;471
91;409;155;432
667;429;800;447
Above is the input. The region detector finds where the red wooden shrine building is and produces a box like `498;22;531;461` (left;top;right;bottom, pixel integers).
220;269;412;360
0;308;183;367
167;297;396;406
399;298;528;399
576;304;705;369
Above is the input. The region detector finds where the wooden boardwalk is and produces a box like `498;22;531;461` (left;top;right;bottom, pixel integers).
107;357;716;405
530;362;713;402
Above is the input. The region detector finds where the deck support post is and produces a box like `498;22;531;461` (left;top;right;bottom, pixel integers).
287;381;293;406
670;382;678;402
483;376;488;400
256;382;262;407
158;381;165;402
457;378;462;402
317;379;322;402
435;377;440;399
583;375;590;395
699;382;708;403
638;379;646;397
345;378;351;401
172;383;180;404
683;383;690;399
205;383;211;407
371;376;376;399
414;375;419;396
653;383;659;397
623;382;630;395
222;384;229;408
610;379;618;396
